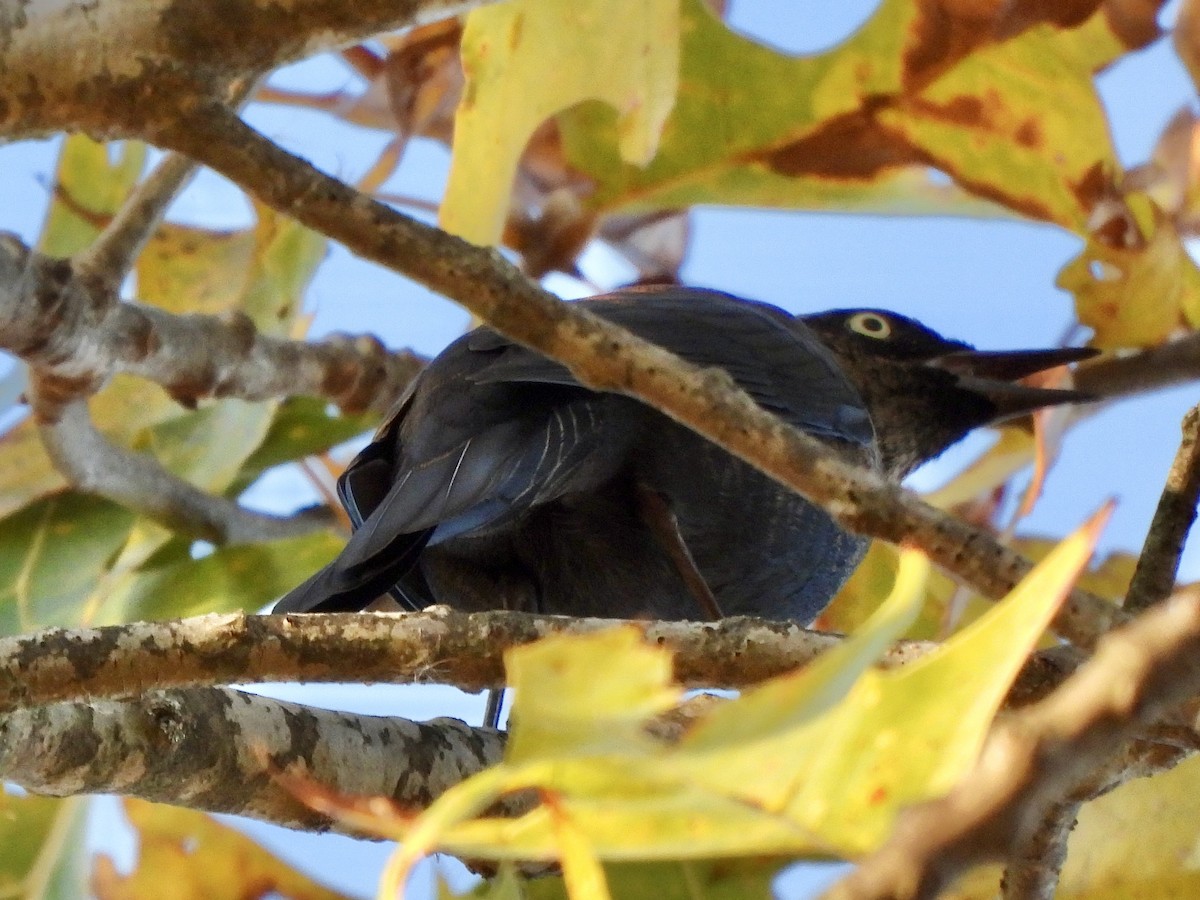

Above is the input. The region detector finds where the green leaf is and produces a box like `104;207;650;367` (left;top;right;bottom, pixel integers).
0;794;90;900
112;531;343;620
229;396;376;496
140;401;275;494
0;493;136;634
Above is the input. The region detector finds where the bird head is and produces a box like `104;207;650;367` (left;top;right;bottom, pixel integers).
799;309;1096;478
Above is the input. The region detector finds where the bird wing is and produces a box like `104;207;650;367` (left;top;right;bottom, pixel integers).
360;287;873;547
471;287;874;444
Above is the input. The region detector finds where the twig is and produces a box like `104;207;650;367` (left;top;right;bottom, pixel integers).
0;609;934;715
0;687;511;835
72;77;257;290
824;586;1200;900
1074;333;1200;403
1126;405;1200;614
153;105;1125;650
73;152;198;288
1000;799;1081;900
29;393;329;544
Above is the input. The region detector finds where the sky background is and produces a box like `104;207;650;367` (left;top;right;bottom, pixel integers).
0;1;1196;897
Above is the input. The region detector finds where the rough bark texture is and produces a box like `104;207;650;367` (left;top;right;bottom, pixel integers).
0;687;510;835
0;609;935;714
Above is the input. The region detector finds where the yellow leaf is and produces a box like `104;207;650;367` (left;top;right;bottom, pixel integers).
546;793;612;900
38;137;146;257
777;510;1104;850
441;0;680;244
924;427;1035;511
137;224;256;317
96;799;353;900
879;18;1120;231
1060;753;1200;898
520;859;782;900
345;515;1102;872
822;541;996;642
1058;208;1200;348
684;549;931;750
560;0;1133;226
947;755;1200;898
0;420;69;521
506;626;681;761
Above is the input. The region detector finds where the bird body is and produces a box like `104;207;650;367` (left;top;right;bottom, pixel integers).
275;287;1091;624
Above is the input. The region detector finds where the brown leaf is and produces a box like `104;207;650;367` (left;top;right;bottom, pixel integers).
382;19;464;144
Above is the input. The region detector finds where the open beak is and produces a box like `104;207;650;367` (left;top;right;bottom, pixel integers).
928;347;1100;422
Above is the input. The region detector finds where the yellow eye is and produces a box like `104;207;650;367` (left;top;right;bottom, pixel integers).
848;312;892;339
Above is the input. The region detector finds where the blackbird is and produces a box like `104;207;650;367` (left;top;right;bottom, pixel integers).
274;286;1092;626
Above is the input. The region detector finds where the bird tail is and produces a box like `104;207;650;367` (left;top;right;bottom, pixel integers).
271;529;432;614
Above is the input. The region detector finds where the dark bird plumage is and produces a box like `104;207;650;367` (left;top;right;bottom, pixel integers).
274;287;1093;624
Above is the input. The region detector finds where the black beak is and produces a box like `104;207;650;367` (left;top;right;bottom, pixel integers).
928;347;1099;422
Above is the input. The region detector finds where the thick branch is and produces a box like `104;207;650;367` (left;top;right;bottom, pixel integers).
825;586;1200;900
0;236;424;415
0;230;419;542
0;609;934;715
0;687;508;835
152;105;1123;650
0;615;1187;850
0;0;494;139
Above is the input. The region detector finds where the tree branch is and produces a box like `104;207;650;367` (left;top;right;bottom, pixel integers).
0;236;425;415
0;609;934;715
1000;798;1081;900
0;221;420;542
825;586;1200;900
0;613;1188;849
1125;404;1200;614
29;393;330;544
0;0;496;139
1075;332;1200;403
0;687;509;836
74;151;199;290
995;402;1200;896
149;104;1124;650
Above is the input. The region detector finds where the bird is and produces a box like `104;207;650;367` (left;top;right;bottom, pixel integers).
274;285;1094;628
